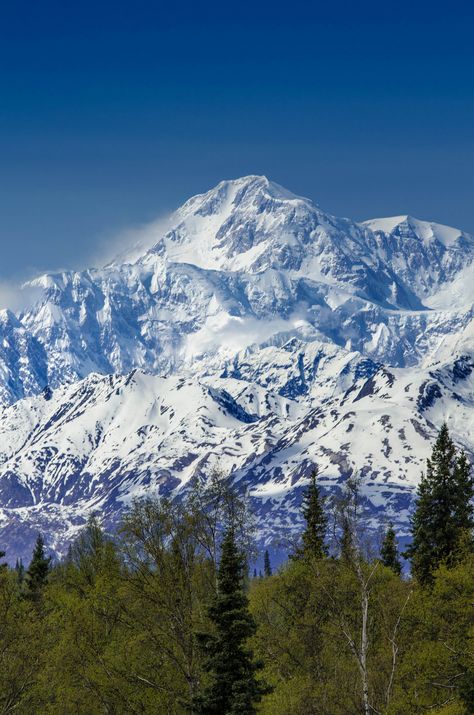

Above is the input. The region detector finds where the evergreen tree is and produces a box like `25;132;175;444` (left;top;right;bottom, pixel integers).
380;523;402;575
25;534;51;602
460;670;474;713
405;423;474;583
263;549;272;578
0;549;6;570
15;558;25;584
294;469;328;560
192;528;271;714
339;512;356;562
453;450;474;542
68;514;110;585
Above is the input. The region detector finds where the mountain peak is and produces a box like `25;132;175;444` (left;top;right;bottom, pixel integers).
3;174;473;412
1;176;474;559
178;174;310;218
223;174;306;202
363;214;467;247
104;176;313;269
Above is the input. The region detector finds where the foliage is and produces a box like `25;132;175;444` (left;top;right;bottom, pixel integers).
0;435;471;713
381;523;402;575
0;567;42;714
191;528;271;714
25;533;51;603
263;550;272;578
405;423;474;584
293;469;328;560
388;555;474;713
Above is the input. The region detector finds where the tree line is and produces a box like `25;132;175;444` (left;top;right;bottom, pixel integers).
0;423;472;714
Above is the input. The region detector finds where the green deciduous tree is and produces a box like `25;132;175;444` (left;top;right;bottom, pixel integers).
119;497;213;710
250;549;413;715
389;554;474;713
32;517;136;714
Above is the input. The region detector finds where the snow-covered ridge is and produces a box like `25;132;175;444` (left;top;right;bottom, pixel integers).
0;339;473;560
0;175;474;558
0;175;472;406
363;215;466;247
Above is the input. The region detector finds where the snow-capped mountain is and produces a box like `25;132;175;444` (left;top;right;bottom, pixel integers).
4;175;473;405
1;175;473;559
0;341;473;560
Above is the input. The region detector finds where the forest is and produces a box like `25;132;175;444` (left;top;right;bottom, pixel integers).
0;423;473;714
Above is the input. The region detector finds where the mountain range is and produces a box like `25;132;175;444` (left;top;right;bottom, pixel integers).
1;175;473;561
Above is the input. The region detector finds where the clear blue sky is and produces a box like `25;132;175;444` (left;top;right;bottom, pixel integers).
0;0;473;279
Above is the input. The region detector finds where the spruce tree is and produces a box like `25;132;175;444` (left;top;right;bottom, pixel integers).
380;523;402;575
340;513;355;562
460;669;474;713
15;558;25;584
453;450;474;542
0;550;6;570
25;534;51;602
192;528;271;714
263;549;272;577
294;469;328;560
405;423;473;583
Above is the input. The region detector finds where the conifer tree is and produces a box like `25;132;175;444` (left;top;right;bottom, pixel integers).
25;534;51;602
460;669;474;713
15;557;25;584
294;469;328;560
405;423;474;583
380;523;401;575
68;514;111;585
192;528;271;714
337;476;361;562
263;549;272;577
453;450;474;541
0;550;6;570
340;513;355;562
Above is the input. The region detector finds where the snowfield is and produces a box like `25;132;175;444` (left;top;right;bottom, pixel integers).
0;175;473;559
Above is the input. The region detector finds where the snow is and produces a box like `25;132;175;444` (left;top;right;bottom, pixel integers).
1;338;471;560
363;215;464;247
0;174;469;407
0;174;473;558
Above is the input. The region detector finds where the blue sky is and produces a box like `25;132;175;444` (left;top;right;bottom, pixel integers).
0;0;473;280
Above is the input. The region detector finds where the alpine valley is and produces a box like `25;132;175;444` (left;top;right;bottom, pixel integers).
1;175;474;561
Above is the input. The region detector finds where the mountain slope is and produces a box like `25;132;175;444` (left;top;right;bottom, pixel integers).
0;175;470;405
0;339;472;560
0;175;473;559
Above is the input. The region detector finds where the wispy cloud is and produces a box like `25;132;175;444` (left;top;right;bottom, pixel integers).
0;280;42;313
0;210;175;312
183;309;315;362
88;214;174;269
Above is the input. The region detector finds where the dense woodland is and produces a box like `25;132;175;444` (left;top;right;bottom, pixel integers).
0;424;473;714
